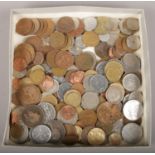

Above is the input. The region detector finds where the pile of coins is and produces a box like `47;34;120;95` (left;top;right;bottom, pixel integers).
10;16;144;146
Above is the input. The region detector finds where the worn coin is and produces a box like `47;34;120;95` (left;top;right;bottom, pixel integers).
109;132;122;145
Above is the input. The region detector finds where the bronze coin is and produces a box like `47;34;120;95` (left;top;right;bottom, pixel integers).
55;51;74;69
43;19;55;37
56;16;75;33
64;124;77;136
35;18;44;36
33;52;44;65
13;57;27;72
62;135;79;145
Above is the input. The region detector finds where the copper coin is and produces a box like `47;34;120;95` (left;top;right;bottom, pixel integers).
77;110;97;128
56;16;75;33
13;57;27;72
16;18;33;35
62;135;79;145
31;18;40;34
69;71;84;84
46;50;58;68
17;84;41;106
55;51;74;69
64;124;77;136
33;52;44;65
72;83;85;95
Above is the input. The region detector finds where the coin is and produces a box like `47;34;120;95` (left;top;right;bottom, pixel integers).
13;69;27;79
64;89;81;107
38;102;56;123
33;52;44;65
17;84;41;105
13;57;27;72
122;53;141;73
75;125;83;141
119;19;132;35
75;35;86;49
56;16;75;33
105;83;125;103
128;91;143;103
122;73;141;92
81;92;99;110
46;50;58;68
83;75;95;92
77;110;97;128
122;123;143;144
72;83;85;95
96;61;107;75
30;124;52;144
21;105;44;128
52;67;67;77
41;94;58;106
83;17;97;31
87;128;106;145
69;71;84;84
123;100;143;121
112;119;123;134
64;124;77;136
75;52;96;71
84;69;97;76
49;128;61;143
62;135;79;145
82;31;99;46
57;105;78;125
126;18;139;31
99;33;110;42
109;132;122;145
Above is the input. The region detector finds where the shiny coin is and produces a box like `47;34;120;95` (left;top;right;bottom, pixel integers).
122;73;141;92
38;102;56;123
22;105;44;128
30;124;51;144
105;83;125;103
64;89;81;107
122;123;143;144
109;132;122;145
123;100;143;121
96;61;107;75
57;105;78;125
87;128;106;145
83;17;97;31
81;92;99;110
122;53;141;73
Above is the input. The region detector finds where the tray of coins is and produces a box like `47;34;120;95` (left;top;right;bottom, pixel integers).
3;6;151;147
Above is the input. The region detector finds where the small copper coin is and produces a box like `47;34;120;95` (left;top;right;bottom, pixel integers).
62;135;79;145
64;124;77;136
13;57;27;72
69;71;84;84
46;50;58;68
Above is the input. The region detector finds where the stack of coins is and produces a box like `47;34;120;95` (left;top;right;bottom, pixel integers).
10;16;143;146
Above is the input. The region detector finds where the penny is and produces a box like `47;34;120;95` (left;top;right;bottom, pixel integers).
57;105;78;125
41;94;58;106
50;31;66;49
62;135;79;145
55;51;74;69
16;18;33;35
33;52;44;65
38;102;56;123
69;71;84;84
64;124;77;136
122;123;143;144
82;31;99;46
21;105;44;128
56;16;75;33
13;57;27;72
123;100;143;121
10;123;29;144
122;73;141;92
122;53;141;73
46;50;58;68
109;132;122;145
17;84;41;105
75;52;96;71
31;18;40;34
77;110;97;128
87;128;106;145
81;92;99;110
49;128;61;143
72;83;85;95
61;34;74;51
75;125;83;141
30;124;51;144
83;17;97;31
64;89;81;107
105;83;125;103
96;61;107;75
105;60;124;82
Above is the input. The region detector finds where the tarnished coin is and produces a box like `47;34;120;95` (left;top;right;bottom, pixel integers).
87;128;106;145
122;123;143;144
33;52;44;65
38;102;56;123
77;110;97;128
30;125;51;144
119;19;132;35
52;67;67;77
21;105;44;128
105;83;125;103
64;124;77;136
81;92;99;110
123;100;143;121
122;53;141;73
82;31;100;47
57;105;78;125
10;123;29;144
90;74;108;93
64;89;81;107
109;132;122;145
96;61;107;75
56;16;75;33
126;18;139;31
75;52;96;71
122;73;141;92
83;17;97;31
112;119;124;134
128;91;143;103
50;128;61;143
62;135;79;145
46;50;58;68
17;84;41;106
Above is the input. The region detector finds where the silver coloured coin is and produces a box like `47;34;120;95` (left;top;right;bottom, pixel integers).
81;92;99;110
112;119;124;134
90;74;109;93
53;76;66;84
83;75;95;92
75;35;86;49
128;91;143;103
122;123;143;144
30;125;52;144
72;17;80;29
107;30;120;46
41;63;52;74
83;17;97;31
123;94;130;104
13;69;27;78
96;61;107;75
122;73;140;92
122;53;141;73
123;99;143;121
38;102;56;123
57;82;72;101
70;46;82;56
99;34;110;42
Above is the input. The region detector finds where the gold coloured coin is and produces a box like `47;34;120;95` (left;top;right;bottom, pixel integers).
52;67;67;77
41;95;58;106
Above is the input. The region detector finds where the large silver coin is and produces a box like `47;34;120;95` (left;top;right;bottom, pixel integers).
123;100;143;121
122;123;143;144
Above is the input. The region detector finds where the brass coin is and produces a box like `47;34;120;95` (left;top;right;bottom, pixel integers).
72;83;85;95
41;94;58;106
46;50;58;68
52;67;67;77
